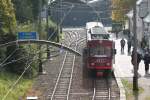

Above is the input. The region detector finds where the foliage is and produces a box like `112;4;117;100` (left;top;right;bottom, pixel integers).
145;96;150;100
32;0;49;16
12;0;48;22
0;72;32;100
122;79;144;100
12;0;34;23
0;48;6;63
5;45;31;75
0;0;17;70
112;0;134;23
112;20;123;33
17;22;37;32
0;0;16;35
14;20;58;76
0;0;59;76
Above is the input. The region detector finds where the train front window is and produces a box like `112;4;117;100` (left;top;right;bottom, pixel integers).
90;46;111;57
91;34;110;39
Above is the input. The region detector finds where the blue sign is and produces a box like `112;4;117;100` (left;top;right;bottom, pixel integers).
18;32;38;40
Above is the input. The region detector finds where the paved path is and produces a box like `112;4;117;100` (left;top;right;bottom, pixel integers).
114;38;147;78
114;37;150;100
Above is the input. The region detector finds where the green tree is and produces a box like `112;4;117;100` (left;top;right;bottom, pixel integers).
0;0;17;60
12;0;48;22
112;0;134;35
0;0;16;35
112;0;134;22
12;0;34;23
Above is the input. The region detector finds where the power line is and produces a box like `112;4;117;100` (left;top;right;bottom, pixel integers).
0;49;48;70
0;3;76;98
47;4;74;40
50;1;113;22
0;47;19;68
50;7;130;12
2;56;37;100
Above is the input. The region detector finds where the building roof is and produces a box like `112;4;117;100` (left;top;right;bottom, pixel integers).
144;13;150;23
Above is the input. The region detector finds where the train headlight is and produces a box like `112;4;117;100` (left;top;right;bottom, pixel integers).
99;40;102;44
106;63;110;66
91;63;95;66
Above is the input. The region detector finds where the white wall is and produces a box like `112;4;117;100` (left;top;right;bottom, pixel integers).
128;0;147;44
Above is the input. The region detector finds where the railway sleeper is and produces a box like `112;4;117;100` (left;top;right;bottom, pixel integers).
57;84;69;88
55;91;67;95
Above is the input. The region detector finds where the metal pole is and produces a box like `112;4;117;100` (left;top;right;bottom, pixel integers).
56;1;59;42
46;4;50;59
38;0;43;74
133;0;138;91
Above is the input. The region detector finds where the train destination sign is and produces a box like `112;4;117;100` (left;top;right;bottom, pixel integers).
18;32;38;40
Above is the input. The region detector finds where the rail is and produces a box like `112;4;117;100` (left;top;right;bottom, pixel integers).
92;79;112;100
50;31;79;100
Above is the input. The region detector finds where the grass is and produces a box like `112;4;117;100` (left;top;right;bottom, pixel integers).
145;96;150;100
0;19;60;100
0;72;33;100
122;79;144;100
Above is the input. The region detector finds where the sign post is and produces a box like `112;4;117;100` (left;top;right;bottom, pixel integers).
18;32;38;40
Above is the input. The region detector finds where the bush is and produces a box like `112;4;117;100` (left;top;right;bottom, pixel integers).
6;46;31;75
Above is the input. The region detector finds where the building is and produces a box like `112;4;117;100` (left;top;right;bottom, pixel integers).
49;0;112;27
127;0;150;49
143;0;150;48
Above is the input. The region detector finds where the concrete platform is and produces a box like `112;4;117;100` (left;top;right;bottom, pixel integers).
114;38;150;100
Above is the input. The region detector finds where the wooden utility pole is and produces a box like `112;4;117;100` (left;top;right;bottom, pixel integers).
133;0;138;91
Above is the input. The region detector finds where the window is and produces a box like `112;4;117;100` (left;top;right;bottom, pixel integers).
90;46;111;57
91;34;110;39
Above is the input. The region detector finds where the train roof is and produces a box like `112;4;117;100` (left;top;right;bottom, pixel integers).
86;22;103;30
91;26;108;34
87;39;113;43
86;26;111;40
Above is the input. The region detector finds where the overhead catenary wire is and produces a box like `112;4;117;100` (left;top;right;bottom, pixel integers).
0;0;111;71
2;55;38;100
0;0;59;72
0;43;45;69
0;55;29;70
57;1;136;10
47;4;74;40
50;7;130;13
0;1;134;99
49;0;131;22
0;47;19;68
0;1;78;99
0;49;48;70
47;0;112;41
0;46;61;69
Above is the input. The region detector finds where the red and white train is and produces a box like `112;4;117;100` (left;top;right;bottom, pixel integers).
83;22;116;77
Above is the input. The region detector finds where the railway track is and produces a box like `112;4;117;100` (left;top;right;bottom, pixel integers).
92;77;120;100
92;78;111;100
35;28;120;100
49;32;78;100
